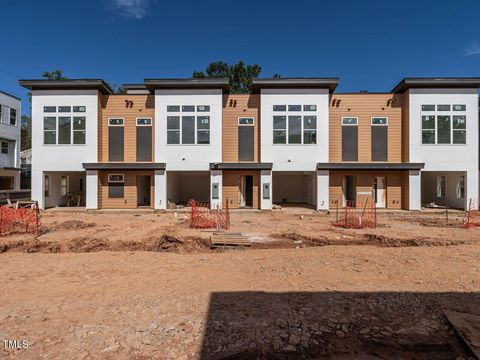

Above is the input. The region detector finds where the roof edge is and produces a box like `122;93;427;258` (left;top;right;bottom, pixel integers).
18;79;113;94
392;77;480;93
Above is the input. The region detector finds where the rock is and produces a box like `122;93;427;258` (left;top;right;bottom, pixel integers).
335;330;345;338
283;344;297;352
276;319;287;329
319;325;332;333
279;331;289;340
288;334;301;346
341;324;349;333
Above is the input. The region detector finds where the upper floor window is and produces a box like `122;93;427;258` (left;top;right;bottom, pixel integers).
238;117;254;125
272;105;317;144
9;109;16;125
1;142;8;154
341;117;358;161
136;118;152;126
371;117;388;161
341;117;358;125
0;106;17;126
421;104;466;145
166;105;210;144
43;116;86;145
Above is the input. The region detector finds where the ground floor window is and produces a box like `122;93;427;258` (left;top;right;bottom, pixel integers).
456;175;465;199
44;175;50;197
61;176;69;196
0;176;14;190
436;176;446;198
108;174;124;198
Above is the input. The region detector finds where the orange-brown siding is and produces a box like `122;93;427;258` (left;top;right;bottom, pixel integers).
222;94;260;162
99;95;155;163
401;91;410;162
222;170;260;209
329;93;403;163
98;170;154;209
329;170;406;210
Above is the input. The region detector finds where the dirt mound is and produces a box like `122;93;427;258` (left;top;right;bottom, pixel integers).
68;237;110;252
55;220;96;230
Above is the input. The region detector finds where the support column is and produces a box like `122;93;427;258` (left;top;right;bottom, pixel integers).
260;169;272;210
85;170;98;210
316;170;329;211
154;170;167;210
31;169;44;210
466;169;479;210
210;170;222;209
408;170;421;210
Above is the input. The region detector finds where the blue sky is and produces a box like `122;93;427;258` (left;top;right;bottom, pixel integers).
1;0;479;114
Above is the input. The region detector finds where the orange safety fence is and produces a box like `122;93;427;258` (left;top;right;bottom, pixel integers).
189;199;230;230
331;199;377;229
463;198;480;229
0;204;40;236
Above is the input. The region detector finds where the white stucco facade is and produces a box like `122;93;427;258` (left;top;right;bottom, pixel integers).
0;91;21;190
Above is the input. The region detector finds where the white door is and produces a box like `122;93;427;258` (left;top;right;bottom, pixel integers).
374;177;386;208
239;176;246;207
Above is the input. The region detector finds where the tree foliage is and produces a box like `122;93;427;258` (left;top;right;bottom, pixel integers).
21;115;31;151
192;61;262;93
41;70;67;80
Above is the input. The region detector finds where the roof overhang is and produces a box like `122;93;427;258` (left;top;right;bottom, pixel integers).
317;163;425;171
252;78;339;93
18;79;113;94
392;78;480;93
210;162;273;170
144;78;230;93
0;90;21;101
82;163;166;170
0;166;21;171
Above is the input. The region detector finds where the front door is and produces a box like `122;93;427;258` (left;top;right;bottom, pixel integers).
136;175;151;207
374;176;386;208
239;175;254;208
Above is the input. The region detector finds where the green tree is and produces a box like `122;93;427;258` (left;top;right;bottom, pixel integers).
41;70;67;80
192;61;262;93
21;115;31;151
108;83;127;94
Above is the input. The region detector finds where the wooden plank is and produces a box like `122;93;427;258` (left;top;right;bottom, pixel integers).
210;232;251;248
444;311;480;359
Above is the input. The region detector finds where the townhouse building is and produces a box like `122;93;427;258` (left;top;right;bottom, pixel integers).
0;91;21;191
20;77;480;211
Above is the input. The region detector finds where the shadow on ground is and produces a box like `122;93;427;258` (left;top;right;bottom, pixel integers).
200;291;479;359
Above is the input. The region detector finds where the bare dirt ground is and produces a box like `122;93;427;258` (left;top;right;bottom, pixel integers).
1;209;479;359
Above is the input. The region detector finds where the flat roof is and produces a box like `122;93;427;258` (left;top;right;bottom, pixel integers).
317;163;425;170
252;78;339;93
210;162;273;170
122;84;148;90
144;78;230;93
19;79;113;94
0;90;21;101
82;163;166;170
392;77;480;93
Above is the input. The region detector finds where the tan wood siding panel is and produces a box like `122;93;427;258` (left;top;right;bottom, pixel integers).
329;94;403;163
222;170;259;209
222;94;260;162
99;95;155;163
329;170;407;210
401;91;410;162
98;170;154;209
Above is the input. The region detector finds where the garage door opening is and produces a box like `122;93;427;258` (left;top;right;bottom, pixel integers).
167;171;210;208
272;172;316;208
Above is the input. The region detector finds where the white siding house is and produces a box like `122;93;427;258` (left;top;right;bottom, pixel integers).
0;91;21;191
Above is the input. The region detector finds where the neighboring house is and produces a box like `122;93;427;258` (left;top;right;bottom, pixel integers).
20;149;31;189
19;77;480;211
0;91;21;191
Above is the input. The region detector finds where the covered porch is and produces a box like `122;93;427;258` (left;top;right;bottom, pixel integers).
43;171;86;209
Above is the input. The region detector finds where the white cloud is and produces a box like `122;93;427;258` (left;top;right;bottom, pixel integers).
112;0;150;19
465;42;480;56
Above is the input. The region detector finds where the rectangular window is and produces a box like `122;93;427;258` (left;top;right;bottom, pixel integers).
197;116;210;144
58;117;72;144
167;116;180;144
288;105;301;112
108;118;124;161
437;176;446;198
453;105;466;111
238;117;254;125
182;105;195;112
422;105;435;111
108;174;124;198
421;115;435;144
73;117;86;144
181;116;195;144
371;117;388;125
136;118;152;126
197;105;210;112
273;105;287;112
108;118;124;126
437;105;450;111
453;115;466;144
167;105;180;112
1;142;8;154
44;175;49;197
44;106;56;113
342;117;358;125
136;119;152;161
58;106;71;113
273;116;287;144
437;115;451;144
73;106;86;112
288;116;301;144
303;105;317;111
44;117;57;144
342;117;358;161
9;108;16;125
303;116;317;144
61;175;69;196
456;175;465;199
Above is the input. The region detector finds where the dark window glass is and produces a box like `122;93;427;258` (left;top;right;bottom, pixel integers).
167;131;180;144
197;116;210;129
273;130;286;144
1;142;8;154
288;116;301;144
288;105;301;112
58;117;71;144
437;105;450;111
372;126;388;161
73;131;86;145
136;127;152;161
182;105;195;112
44;117;56;130
303;105;317;111
73;106;86;112
342;117;358;125
238;117;254;125
44;106;56;113
422;115;435;129
108;184;124;198
453;105;466;111
273;116;286;129
137;118;152;125
453;116;466;129
58;106;71;113
197;131;210;144
422;105;435;111
182;116;195;144
238;126;254;161
303;116;316;129
342;126;358;161
197;105;210;112
9;109;16;125
109;118;124;126
453;130;466;144
273;105;286;112
437;115;451;144
167;116;180;129
73;117;85;130
422;131;435;144
371;117;387;125
108;127;124;161
167;105;180;112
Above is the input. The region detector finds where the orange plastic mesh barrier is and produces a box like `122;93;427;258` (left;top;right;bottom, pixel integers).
189;199;230;230
0;205;40;236
463;198;480;229
331;199;377;229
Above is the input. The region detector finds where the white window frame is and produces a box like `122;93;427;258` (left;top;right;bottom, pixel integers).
136;117;152;126
420;105;467;145
41;106;88;145
9;108;17;126
108;174;125;183
371;117;388;126
436;176;446;198
341;117;358;126
456;175;465;199
238;117;255;126
166;105;210;145
1;142;8;154
108;118;124;126
272;105;318;145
